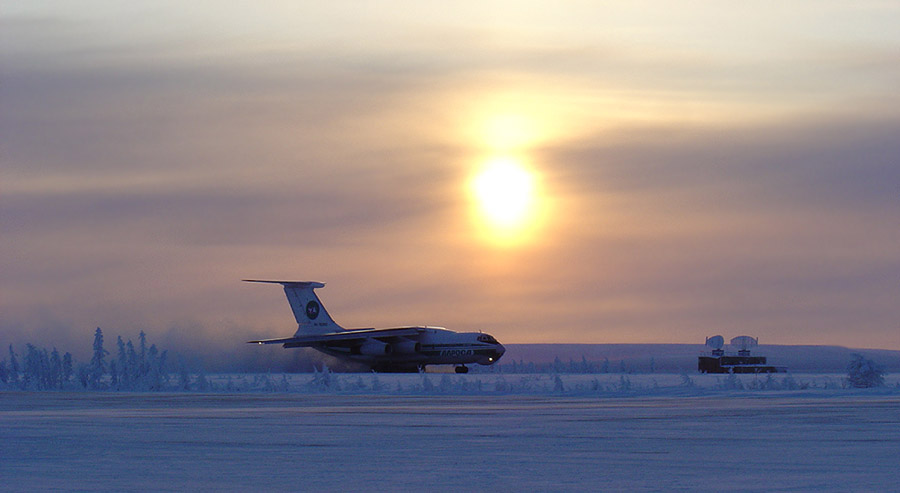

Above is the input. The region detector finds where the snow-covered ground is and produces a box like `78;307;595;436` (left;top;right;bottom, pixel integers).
3;373;899;491
202;371;900;395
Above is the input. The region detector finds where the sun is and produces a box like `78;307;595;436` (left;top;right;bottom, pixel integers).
473;158;534;228
470;156;540;244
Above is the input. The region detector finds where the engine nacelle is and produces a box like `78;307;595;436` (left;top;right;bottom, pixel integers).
357;340;392;356
391;340;421;355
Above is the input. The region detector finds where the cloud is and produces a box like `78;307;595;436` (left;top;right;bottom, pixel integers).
522;116;900;345
555;117;900;210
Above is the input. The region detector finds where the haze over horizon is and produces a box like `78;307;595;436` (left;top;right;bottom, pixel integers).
3;1;899;353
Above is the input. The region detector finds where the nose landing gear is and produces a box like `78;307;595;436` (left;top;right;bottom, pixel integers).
454;365;469;374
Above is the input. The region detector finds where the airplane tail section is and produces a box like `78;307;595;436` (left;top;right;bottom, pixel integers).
244;280;345;335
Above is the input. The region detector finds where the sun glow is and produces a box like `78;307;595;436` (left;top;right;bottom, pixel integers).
470;156;541;245
462;98;557;247
479;114;542;151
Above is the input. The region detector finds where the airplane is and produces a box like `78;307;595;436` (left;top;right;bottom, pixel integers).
246;280;506;373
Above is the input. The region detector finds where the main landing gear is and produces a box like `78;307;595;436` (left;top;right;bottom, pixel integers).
455;365;469;374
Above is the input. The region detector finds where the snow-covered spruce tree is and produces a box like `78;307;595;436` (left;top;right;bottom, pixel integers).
7;344;21;388
177;360;191;391
846;354;885;388
22;344;65;390
126;339;138;387
553;374;565;392
139;330;148;378
553;356;563;373
88;327;108;389
146;344;164;390
109;360;120;389
76;364;89;388
156;347;169;388
193;368;210;392
62;352;73;383
116;336;128;389
23;344;42;389
50;348;63;389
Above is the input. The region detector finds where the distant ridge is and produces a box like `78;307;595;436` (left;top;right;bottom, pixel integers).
500;344;900;373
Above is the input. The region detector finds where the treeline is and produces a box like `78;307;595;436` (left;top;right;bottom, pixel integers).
1;344;74;390
1;328;174;391
496;356;647;374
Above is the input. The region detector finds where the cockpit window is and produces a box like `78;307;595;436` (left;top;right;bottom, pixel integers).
478;334;497;344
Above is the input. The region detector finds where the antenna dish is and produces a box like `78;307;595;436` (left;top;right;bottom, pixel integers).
730;335;758;351
705;335;725;350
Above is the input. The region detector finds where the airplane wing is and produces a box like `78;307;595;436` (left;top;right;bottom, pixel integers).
248;327;425;347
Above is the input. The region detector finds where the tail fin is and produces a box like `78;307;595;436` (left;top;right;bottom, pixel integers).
244;280;345;335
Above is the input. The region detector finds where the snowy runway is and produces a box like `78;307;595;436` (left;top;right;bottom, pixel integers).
3;382;899;491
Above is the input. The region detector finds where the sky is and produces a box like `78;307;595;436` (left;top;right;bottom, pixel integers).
2;1;899;357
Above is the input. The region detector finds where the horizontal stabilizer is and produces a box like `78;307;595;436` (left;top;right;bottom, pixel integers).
243;280;325;288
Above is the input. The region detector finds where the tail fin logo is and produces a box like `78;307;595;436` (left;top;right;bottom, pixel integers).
305;300;320;320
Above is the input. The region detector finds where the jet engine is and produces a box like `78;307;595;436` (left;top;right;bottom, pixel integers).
391;340;421;355
357;340;392;355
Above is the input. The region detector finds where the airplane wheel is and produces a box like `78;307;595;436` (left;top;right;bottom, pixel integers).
455;366;469;374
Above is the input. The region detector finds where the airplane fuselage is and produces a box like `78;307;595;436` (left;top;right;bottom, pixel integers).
309;327;505;371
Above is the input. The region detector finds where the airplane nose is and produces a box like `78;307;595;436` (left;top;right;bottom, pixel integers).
493;344;506;361
480;343;506;365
